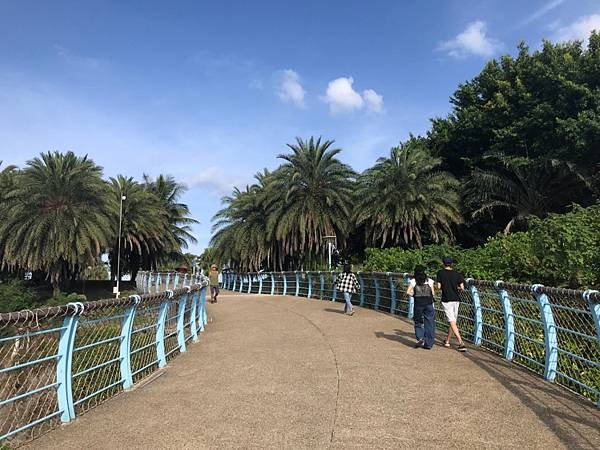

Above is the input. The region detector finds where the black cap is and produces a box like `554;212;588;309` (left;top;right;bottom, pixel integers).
442;256;454;265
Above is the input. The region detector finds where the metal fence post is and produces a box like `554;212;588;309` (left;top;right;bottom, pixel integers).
176;292;188;353
358;272;365;306
258;273;263;294
496;281;515;361
270;272;275;295
239;275;244;293
466;279;483;346
374;275;381;310
247;274;252;294
532;284;557;381
388;273;397;314
189;289;199;341
331;272;337;302
232;274;237;291
120;296;139;390
156;293;170;368
307;272;312;298
319;272;324;299
283;272;288;296
404;273;414;319
165;273;171;290
295;271;300;296
584;290;600;407
56;303;82;423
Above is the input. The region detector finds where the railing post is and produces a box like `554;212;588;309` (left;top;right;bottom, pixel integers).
247;273;253;294
388;273;397;314
120;296;139;390
146;272;152;293
156;292;171;368
374;275;381;310
319;272;324;299
258;273;263;294
404;273;414;319
175;273;181;289
331;272;337;302
532;284;557;381
466;279;483;346
270;272;275;295
176;292;188;353
239;274;244;293
282;272;288;296
189;288;199;341
307;272;312;298
495;281;515;361
166;273;172;290
358;272;365;306
584;290;600;408
56;302;82;423
232;273;237;291
295;271;300;296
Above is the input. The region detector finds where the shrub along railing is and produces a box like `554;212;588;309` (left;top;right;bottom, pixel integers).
222;270;600;408
0;272;208;447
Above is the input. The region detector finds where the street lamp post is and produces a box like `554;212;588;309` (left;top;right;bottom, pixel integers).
324;235;336;270
115;194;126;298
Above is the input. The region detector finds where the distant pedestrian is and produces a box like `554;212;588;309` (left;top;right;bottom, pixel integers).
209;264;220;303
436;257;466;352
407;265;436;349
335;264;360;316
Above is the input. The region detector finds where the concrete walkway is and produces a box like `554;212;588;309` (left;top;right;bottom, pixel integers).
28;293;600;449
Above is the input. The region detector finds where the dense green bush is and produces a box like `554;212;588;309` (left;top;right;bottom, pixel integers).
0;279;39;312
363;205;600;289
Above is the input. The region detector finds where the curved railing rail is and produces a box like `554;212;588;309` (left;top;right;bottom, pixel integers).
0;272;208;447
222;270;600;408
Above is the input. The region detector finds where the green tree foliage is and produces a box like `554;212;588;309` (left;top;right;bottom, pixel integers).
465;158;592;232
0;152;113;295
428;36;600;176
355;138;462;247
363;205;600;289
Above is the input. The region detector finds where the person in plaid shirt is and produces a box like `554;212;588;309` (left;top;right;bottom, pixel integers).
335;264;360;316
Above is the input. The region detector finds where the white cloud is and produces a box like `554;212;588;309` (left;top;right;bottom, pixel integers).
276;69;306;108
438;21;503;58
555;14;600;43
362;89;384;113
323;77;383;115
520;0;565;26
185;166;245;195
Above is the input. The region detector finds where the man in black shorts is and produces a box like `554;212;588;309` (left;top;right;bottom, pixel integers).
436;257;466;352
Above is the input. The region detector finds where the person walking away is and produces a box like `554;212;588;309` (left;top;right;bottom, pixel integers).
436;257;466;352
407;265;436;349
209;264;220;303
335;264;360;316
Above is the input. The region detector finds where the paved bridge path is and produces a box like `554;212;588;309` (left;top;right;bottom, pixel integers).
28;293;600;449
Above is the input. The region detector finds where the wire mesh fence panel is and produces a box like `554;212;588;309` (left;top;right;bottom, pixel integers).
545;291;600;404
130;303;161;383
298;273;310;297
261;275;273;296
71;305;126;415
183;299;193;343
394;276;410;317
361;274;377;309
272;273;283;295
475;283;505;354
164;301;180;363
0;318;63;446
507;290;545;375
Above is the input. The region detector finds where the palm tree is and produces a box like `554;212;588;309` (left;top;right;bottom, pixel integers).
107;176;167;281
355;138;462;247
143;174;198;263
466;158;592;233
0;152;113;295
211;170;274;271
267;137;355;268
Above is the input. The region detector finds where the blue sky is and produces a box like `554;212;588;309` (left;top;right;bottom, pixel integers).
1;0;599;254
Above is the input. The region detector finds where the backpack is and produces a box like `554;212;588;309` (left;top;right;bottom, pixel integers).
413;281;432;298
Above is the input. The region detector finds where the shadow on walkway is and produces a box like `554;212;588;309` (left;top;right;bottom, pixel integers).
374;328;417;348
465;350;600;449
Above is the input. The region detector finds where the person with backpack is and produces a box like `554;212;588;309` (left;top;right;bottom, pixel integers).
335;263;360;316
406;265;436;349
436;257;467;352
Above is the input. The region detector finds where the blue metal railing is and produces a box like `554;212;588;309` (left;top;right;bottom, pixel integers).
0;272;208;446
223;270;600;408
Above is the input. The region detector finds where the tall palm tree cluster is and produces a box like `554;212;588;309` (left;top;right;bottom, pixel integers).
0;152;196;295
211;137;463;271
211;135;595;272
